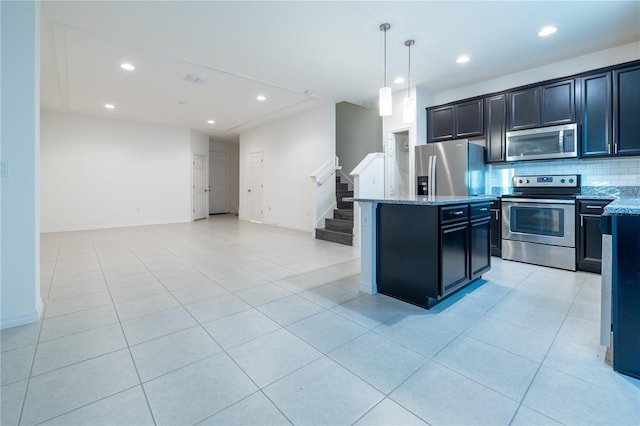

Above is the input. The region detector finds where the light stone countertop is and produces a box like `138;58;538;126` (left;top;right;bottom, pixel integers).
603;198;640;216
348;195;496;206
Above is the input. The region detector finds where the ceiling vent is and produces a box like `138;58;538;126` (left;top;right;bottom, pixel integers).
183;73;208;84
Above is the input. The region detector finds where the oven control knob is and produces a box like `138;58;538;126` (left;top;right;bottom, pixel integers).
518;179;523;184
561;179;566;183
569;178;574;183
526;179;530;184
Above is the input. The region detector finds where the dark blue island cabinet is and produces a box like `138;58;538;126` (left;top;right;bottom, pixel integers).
376;201;491;309
612;213;640;379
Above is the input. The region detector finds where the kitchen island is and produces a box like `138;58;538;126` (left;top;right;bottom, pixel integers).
602;198;640;380
351;195;496;309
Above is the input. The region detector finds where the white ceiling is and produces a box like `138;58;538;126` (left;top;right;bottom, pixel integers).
40;1;640;139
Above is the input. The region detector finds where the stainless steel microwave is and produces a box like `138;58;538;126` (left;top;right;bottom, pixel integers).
505;123;577;162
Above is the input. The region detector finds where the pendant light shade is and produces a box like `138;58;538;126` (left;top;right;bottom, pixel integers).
379;23;392;117
403;96;415;124
379;87;393;116
402;39;415;124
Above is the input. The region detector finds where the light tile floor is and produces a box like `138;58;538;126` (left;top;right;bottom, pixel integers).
2;215;639;425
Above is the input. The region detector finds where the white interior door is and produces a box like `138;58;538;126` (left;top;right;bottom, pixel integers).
209;152;230;214
192;154;208;220
248;151;263;222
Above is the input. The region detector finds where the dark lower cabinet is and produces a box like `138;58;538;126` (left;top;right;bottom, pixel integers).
470;217;491;279
376;202;490;309
490;199;501;256
612;215;640;379
441;221;469;295
577;199;612;273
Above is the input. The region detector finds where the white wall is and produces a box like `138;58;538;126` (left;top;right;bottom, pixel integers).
1;1;42;328
210;137;240;214
239;103;336;232
41;110;201;232
433;41;640;106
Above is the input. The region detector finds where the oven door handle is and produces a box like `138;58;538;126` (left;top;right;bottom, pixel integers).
502;198;575;205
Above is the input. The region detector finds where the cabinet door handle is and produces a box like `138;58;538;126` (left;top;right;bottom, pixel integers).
607;143;611;155
453;211;464;215
614;143;619;155
586;205;602;209
495;210;499;220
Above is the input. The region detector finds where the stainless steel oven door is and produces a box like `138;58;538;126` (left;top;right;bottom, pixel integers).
502;198;575;247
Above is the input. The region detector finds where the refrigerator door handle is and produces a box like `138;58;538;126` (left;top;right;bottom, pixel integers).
428;155;437;196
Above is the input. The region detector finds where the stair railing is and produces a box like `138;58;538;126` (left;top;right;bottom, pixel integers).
310;156;341;234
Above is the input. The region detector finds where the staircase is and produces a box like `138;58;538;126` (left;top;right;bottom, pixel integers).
315;176;354;246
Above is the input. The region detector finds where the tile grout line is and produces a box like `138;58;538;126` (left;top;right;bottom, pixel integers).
87;229;159;426
16;231;63;426
505;273;588;426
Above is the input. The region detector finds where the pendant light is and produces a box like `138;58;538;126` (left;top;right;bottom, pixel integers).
402;39;415;124
379;23;392;116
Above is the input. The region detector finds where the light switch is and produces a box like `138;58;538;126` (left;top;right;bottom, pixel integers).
0;162;7;177
363;214;369;226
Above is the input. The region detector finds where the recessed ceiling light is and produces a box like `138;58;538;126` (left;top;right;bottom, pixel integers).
456;55;471;64
538;26;558;37
256;95;266;101
207;120;215;124
104;104;115;109
394;76;405;84
120;63;135;71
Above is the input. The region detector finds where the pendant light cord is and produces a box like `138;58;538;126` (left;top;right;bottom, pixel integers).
405;39;415;99
380;23;390;87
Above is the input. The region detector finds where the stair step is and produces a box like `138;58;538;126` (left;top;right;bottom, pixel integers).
336;182;349;191
334;209;353;221
336;190;354;198
315;228;353;246
325;218;353;233
337;200;353;210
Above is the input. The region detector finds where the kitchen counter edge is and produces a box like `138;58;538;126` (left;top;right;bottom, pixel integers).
347;195;497;206
603;197;640;216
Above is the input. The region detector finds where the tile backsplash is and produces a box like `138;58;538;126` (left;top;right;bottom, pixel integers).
488;157;640;189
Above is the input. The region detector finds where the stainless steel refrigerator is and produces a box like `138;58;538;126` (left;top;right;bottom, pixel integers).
415;139;485;196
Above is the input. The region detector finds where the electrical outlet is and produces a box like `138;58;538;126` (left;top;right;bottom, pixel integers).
0;161;7;177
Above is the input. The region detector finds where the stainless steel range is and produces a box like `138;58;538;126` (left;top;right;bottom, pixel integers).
501;174;580;271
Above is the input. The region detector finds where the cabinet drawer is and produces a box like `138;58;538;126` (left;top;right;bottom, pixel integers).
578;200;612;215
470;203;491;219
489;199;501;209
440;205;468;224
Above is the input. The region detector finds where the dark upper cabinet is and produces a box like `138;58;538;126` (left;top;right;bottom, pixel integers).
508;79;575;130
541;80;575;126
485;94;507;162
509;87;539;130
579;72;612;157
456;100;484;138
427;105;454;142
613;64;640;156
427;99;483;142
